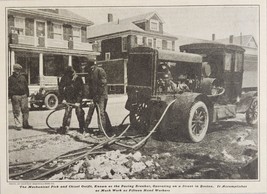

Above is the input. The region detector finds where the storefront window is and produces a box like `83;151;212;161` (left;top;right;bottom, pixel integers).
43;54;68;76
16;53;39;85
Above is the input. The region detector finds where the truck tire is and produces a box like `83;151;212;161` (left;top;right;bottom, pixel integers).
186;101;209;142
44;93;58;110
129;102;150;132
246;98;258;125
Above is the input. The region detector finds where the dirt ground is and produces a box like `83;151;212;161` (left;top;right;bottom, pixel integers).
8;96;258;180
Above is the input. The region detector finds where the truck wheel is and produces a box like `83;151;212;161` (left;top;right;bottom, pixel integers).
246;98;258;125
187;101;209;142
44;93;58;110
129;102;150;132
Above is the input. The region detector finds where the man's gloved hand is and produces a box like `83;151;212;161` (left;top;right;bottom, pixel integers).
75;102;80;107
62;100;66;104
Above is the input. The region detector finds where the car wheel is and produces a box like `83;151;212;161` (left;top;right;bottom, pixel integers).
44;93;58;110
246;98;258;125
187;101;209;142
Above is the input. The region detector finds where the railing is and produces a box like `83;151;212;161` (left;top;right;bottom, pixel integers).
10;33;93;51
17;35;35;45
73;41;93;51
46;39;68;49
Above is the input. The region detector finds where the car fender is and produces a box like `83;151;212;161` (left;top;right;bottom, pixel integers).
236;91;257;113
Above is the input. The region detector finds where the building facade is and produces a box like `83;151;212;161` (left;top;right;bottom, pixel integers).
8;9;98;93
87;12;177;93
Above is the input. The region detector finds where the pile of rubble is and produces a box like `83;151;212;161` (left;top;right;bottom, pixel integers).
49;150;173;180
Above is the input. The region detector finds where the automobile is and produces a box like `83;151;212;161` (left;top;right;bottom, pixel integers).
29;72;90;110
30;86;60;110
125;45;257;142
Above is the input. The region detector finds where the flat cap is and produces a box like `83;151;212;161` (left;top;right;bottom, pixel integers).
13;63;22;70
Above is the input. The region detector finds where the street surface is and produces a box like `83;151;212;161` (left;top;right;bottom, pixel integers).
8;94;258;179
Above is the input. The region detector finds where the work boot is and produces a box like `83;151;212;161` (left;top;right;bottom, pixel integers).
77;128;84;134
57;126;69;134
84;127;94;134
16;126;22;131
23;125;33;129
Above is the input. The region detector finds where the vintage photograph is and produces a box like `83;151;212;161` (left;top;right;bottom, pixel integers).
6;5;259;183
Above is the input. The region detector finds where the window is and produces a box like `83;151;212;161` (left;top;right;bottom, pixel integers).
162;40;167;50
36;21;45;37
63;24;72;41
122;36;127;52
25;18;34;36
137;35;143;45
81;27;87;43
172;41;175;51
156;39;162;49
43;54;68;76
150;19;159;31
53;23;62;40
143;37;147;46
167;41;172;50
224;53;232;71
73;27;81;42
105;52;110;61
147;38;153;48
47;21;54;39
235;53;243;72
14;17;25;35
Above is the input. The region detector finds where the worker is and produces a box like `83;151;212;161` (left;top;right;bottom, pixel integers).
85;60;112;134
8;63;32;130
58;65;85;134
157;63;177;93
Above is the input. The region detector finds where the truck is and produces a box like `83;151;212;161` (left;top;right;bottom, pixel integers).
125;45;257;142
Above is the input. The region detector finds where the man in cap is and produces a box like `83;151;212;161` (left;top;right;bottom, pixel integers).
85;59;112;134
8;63;32;130
58;65;85;134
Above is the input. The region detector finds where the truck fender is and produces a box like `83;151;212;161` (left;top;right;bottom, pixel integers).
236;91;257;113
166;92;212;126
